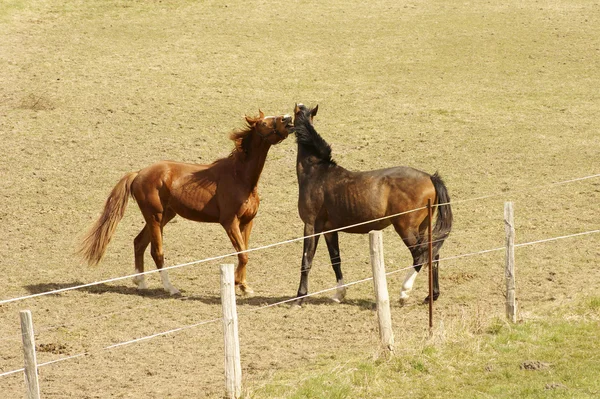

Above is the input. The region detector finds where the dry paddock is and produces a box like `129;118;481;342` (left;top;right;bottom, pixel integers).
1;0;599;397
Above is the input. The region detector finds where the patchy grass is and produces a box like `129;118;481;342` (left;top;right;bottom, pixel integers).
249;298;600;398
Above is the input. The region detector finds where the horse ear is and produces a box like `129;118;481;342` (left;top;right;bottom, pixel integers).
258;109;265;119
311;104;319;117
294;103;301;114
245;115;257;126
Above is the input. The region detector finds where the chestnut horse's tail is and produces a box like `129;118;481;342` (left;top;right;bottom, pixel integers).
78;172;138;266
431;172;453;245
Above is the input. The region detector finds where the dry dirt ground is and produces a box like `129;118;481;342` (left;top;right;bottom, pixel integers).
1;0;599;398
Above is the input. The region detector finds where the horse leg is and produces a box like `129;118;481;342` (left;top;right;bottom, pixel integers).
394;223;427;305
148;210;180;295
405;240;442;305
237;220;254;295
133;225;150;289
423;253;441;303
324;232;345;303
433;254;440;300
158;209;177;294
400;246;428;306
296;223;321;306
420;220;447;302
223;218;253;295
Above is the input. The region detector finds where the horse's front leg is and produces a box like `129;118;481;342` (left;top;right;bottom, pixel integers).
237;220;254;294
222;218;253;295
324;232;345;303
296;223;320;306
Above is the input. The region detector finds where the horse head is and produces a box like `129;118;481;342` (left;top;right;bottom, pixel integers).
293;103;318;127
245;110;293;145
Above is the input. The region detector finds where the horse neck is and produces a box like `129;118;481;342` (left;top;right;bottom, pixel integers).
238;135;272;188
296;143;335;183
296;143;317;165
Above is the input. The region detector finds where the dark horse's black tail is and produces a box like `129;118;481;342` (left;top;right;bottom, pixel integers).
431;172;453;245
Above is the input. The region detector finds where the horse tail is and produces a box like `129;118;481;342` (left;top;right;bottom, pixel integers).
78;172;138;266
430;172;453;246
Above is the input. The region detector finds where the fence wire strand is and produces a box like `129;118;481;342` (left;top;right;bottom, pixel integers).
1;227;598;379
1;172;598;307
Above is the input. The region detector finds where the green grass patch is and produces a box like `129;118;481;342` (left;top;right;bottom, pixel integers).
249;303;600;399
586;297;600;312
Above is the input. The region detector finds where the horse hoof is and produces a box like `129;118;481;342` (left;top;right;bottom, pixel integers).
291;298;305;308
239;286;254;296
331;294;345;304
399;297;408;307
422;294;440;304
331;288;346;303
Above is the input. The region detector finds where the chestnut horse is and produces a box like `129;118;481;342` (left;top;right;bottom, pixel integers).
79;111;293;295
292;104;453;305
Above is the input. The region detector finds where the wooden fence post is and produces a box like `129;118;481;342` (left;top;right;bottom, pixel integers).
369;231;394;356
20;310;41;399
504;202;517;323
220;264;242;399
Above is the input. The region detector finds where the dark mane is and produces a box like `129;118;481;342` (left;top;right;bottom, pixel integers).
294;112;336;165
228;123;254;160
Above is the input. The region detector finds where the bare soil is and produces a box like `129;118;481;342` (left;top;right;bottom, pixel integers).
1;1;599;398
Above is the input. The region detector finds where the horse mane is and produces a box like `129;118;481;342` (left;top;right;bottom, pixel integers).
228;122;254;160
294;112;337;165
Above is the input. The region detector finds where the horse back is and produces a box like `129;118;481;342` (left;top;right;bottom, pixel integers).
319;166;435;232
131;160;221;222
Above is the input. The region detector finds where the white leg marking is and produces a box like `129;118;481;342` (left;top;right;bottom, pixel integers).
331;279;347;303
400;268;418;300
133;274;148;290
160;270;180;295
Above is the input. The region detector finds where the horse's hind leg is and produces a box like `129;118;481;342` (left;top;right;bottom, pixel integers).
420;229;446;303
394;223;427;305
432;254;440;301
403;233;442;305
133;225;150;289
400;249;428;306
324;232;345;303
148;209;180;295
423;253;441;303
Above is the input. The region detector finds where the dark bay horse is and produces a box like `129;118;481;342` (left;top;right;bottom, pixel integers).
79;111;293;295
292;104;452;305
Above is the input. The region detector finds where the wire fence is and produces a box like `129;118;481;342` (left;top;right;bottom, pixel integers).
0;171;598;392
1;226;598;379
1;172;598;307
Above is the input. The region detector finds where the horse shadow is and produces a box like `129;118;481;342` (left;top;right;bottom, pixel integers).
182;293;375;310
23;282;375;310
24;282;169;299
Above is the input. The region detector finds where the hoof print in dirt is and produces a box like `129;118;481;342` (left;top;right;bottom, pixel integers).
521;360;551;371
37;342;69;355
545;382;567;390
